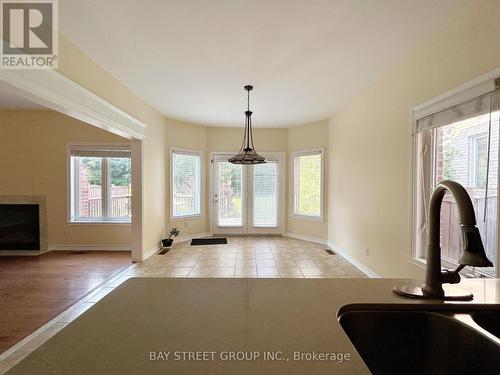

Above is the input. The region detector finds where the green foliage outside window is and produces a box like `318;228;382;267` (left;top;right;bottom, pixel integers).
81;157;131;186
297;154;321;216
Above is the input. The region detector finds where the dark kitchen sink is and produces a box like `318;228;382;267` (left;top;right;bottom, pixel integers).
338;307;500;375
471;311;500;338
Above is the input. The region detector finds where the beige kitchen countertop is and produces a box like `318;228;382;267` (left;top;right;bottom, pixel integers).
6;278;500;374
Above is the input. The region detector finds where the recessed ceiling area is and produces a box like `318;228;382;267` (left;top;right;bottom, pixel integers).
59;0;465;127
0;83;45;110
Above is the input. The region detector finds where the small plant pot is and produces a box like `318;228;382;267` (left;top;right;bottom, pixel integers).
162;239;174;248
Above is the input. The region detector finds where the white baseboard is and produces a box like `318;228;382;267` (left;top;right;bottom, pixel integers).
140;232;213;261
327;241;380;278
48;244;130;251
284;232;328;245
175;232;212;244
140;232;212;261
143;243;161;260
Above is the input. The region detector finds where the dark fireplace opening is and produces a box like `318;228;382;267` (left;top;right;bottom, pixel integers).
0;204;40;250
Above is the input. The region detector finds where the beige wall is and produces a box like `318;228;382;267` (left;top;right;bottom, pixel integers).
10;34;330;255
206;127;289;152
165;119;208;237
56;36;306;254
164;126;290;236
57;35;167;259
164;124;332;239
328;0;500;278
0;110;131;247
288;121;329;239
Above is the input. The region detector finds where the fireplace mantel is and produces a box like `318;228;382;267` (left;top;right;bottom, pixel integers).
0;195;47;255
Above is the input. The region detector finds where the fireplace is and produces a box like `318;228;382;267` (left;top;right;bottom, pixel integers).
0;204;40;250
0;196;47;254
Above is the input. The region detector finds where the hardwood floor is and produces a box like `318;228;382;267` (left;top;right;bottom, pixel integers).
0;251;131;353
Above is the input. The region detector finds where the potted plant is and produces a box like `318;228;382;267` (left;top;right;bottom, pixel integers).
162;227;180;248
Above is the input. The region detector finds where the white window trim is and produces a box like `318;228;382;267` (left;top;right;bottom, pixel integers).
291;148;324;222
67;142;132;224
170;147;204;221
410;68;500;277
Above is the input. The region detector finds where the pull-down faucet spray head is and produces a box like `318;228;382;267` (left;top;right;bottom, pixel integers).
395;180;493;300
459;225;493;268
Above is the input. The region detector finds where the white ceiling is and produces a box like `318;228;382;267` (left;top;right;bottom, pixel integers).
0;83;45;109
59;0;465;127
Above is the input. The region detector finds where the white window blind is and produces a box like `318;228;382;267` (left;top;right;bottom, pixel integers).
414;87;499;276
416;92;497;132
69;146;131;158
253;162;278;227
293;150;323;219
172;150;201;218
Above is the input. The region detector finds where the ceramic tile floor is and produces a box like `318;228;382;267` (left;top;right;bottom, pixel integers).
0;236;366;374
124;236;367;279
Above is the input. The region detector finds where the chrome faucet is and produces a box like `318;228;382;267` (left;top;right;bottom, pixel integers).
395;180;493;300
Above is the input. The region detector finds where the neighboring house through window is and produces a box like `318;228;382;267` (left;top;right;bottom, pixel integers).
469;133;488;189
69;145;132;223
413;78;499;277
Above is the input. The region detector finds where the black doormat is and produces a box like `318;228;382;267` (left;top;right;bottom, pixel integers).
191;238;227;246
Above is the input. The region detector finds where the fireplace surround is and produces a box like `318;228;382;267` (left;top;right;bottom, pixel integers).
0;196;47;255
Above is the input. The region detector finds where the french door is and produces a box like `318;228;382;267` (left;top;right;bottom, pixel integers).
212;153;284;235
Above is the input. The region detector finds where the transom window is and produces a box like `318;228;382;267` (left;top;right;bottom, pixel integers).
69;145;132;223
293;149;323;220
171;148;202;219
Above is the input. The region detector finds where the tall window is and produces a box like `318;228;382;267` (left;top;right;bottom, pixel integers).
70;146;132;223
293;150;323;219
414;86;499;277
171;149;202;218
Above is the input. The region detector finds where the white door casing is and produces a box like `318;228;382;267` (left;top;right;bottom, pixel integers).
210;152;285;236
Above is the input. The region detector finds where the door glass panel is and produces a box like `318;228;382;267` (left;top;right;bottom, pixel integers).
253;162;278;227
218;161;243;227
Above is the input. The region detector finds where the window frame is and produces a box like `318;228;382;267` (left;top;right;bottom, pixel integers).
292;148;324;222
469;133;488;189
170;147;204;221
67;143;132;224
410;72;500;277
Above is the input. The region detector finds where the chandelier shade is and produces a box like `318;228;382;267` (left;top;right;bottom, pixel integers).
228;85;266;165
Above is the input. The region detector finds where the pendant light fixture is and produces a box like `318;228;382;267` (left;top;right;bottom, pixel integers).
228;85;266;165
